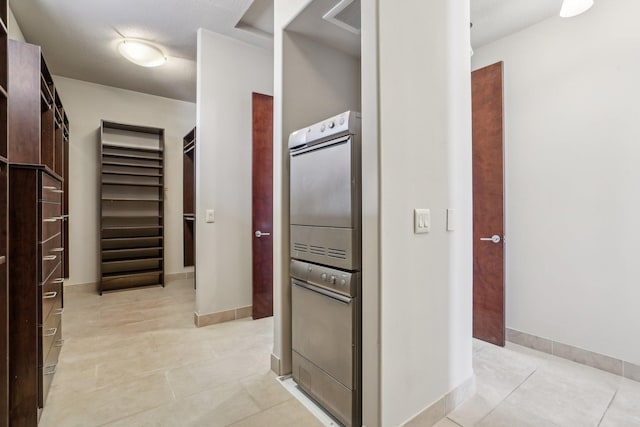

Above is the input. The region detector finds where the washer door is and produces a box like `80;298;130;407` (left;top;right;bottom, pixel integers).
290;136;355;228
291;279;354;388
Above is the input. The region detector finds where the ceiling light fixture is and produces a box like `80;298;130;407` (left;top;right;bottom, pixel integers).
118;39;167;67
559;0;594;18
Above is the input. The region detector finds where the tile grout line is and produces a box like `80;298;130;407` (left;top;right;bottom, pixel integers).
445;416;464;426
474;367;538;425
597;389;618;427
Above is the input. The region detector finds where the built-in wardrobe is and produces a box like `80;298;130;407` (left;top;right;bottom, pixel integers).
99;121;165;294
5;39;70;425
0;2;9;425
183;127;195;273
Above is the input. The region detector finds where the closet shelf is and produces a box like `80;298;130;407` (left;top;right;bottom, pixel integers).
102;161;163;169
103;152;163;161
102;170;163;178
102;257;163;265
102;181;163;187
101;268;163;280
102;143;163;154
183;140;195;153
102;225;163;231
101;197;163;202
102;247;163;255
101;236;163;242
101;215;163;220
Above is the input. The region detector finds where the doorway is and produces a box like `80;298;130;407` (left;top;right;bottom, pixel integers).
472;61;505;346
251;92;274;319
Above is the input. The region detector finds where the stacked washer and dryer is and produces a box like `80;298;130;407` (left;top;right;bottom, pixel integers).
289;111;361;427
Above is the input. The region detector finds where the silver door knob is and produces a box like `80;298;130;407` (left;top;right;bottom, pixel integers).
480;235;501;243
255;230;271;238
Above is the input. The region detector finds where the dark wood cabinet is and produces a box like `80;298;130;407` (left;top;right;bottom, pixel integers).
5;39;70;424
8;40;70;278
0;2;9;425
100;121;165;294
183;127;195;267
8;165;64;426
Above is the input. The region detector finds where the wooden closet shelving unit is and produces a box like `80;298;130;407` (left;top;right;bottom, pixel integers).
0;1;9;425
183;127;195;269
6;39;70;425
100;121;165;294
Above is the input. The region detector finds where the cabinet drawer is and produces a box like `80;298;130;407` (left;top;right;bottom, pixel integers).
42;275;63;325
41;174;63;203
42;313;61;362
41;202;62;241
41;325;63;407
41;232;63;281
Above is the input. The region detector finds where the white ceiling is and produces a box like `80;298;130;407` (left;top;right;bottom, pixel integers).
471;0;563;48
9;0;564;103
9;0;274;102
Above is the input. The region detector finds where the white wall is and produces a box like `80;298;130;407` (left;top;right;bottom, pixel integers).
275;1;473;426
8;6;25;42
472;0;640;365
377;0;473;425
52;76;196;286
360;1;381;425
274;25;361;374
195;29;273;316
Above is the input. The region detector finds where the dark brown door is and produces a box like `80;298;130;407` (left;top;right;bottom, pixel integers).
472;62;505;346
252;93;274;319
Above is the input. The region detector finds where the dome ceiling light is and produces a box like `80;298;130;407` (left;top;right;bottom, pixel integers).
118;39;167;67
559;0;594;18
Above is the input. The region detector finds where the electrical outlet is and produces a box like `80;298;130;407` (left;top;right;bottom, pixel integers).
414;209;430;234
206;209;215;223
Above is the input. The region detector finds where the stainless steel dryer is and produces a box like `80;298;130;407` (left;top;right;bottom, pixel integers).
289;111;361;271
289;111;361;427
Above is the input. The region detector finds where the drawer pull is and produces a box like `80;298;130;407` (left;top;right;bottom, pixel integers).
43;186;57;190
51;247;65;252
52;278;65;284
43;327;57;337
43;291;57;299
55;339;65;347
54;308;64;316
43;255;57;261
44;365;57;376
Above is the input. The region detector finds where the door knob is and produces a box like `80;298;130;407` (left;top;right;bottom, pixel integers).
255;230;271;238
480;235;501;243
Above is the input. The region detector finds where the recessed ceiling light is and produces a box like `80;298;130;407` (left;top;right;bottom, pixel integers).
118;39;167;67
560;0;594;18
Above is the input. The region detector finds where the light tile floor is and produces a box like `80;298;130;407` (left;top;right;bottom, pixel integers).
437;339;640;427
42;278;640;427
40;278;322;427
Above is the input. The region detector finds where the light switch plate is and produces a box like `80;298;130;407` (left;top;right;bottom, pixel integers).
447;208;456;231
414;209;430;234
206;209;215;223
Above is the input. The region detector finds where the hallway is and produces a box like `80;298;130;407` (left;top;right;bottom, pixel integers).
40;278;320;426
42;278;640;427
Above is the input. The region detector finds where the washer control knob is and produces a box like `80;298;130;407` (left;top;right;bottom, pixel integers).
328;121;335;129
321;273;327;281
340;279;347;286
320;124;326;132
330;275;336;284
339;117;345;125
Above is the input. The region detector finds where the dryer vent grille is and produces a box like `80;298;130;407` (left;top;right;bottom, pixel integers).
323;0;361;35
